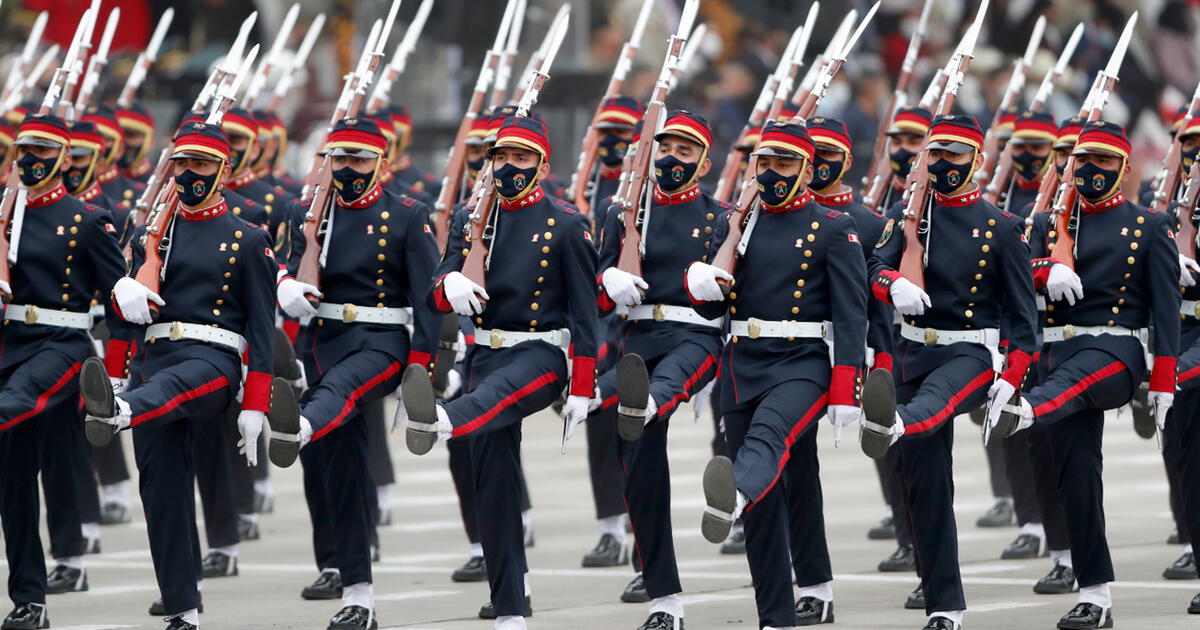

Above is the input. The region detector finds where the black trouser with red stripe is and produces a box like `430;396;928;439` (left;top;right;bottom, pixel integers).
723;377;829;629
192;406;241;550
1167;386;1200;556
303;350;403;442
587;316;626;522
1024;349;1135;588
786;424;833;590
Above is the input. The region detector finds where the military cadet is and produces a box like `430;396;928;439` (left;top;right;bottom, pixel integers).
1000;111;1058;218
79;120;277;630
688;120;867;629
0;113;127;630
876;107;933;213
220;108;296;241
860;115;1038;630
1174;120;1200;614
989;120;1182;630
584;96;643;222
83;106;144;213
401;114;598;630
369;112;433;206
117;103;157;184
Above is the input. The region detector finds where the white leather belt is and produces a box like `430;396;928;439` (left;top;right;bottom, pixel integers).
1042;324;1147;344
473;328;570;350
146;322;248;354
1184;300;1200;319
627;304;721;328
899;322;1003;372
4;304;92;330
316;302;413;325
1036;296;1047;312
729;318;829;339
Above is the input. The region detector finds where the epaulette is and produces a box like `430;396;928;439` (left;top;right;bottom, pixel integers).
401;196;417;207
826;209;845;219
553;197;579;214
1144;205;1164;215
716;199;735;211
84;203;100;212
1000;209;1016;219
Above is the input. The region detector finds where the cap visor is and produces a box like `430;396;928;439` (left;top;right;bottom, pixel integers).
1070;146;1122;157
1008;137;1051;146
750;146;803;159
328;147;380;158
169;150;222;161
68;146;95;157
926;140;974;153
596;121;635;131
15;136;62;148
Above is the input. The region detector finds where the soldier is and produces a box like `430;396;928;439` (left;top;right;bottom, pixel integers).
220;108;297;241
117;103;157;183
0;113;127;629
689;120;867;629
1000;111;1058;218
989;120;1181;630
83;106;144;211
79;120;277;630
860;115;1038;630
876;107;932;213
401;114;598;630
1175;126;1200;616
584;96;644;222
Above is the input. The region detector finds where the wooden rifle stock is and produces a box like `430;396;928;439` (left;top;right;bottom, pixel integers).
296;155;333;309
461;163;497;291
1176;158;1200;260
133;184;179;321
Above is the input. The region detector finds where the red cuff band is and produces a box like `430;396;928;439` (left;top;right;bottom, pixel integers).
407;351;433;368
1001;349;1033;388
873;352;894;373
873;270;902;304
432;274;452;313
243;371;272;413
571;356;596;398
1032;258;1054;289
1151;356;1178;393
829;364;860;407
104;339;130;378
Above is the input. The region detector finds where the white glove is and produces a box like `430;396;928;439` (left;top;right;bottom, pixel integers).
438;368;463;400
110;376;128;394
113;276;164;325
601;268;648;306
277;278;319;318
1046;263;1084;306
889;277;931;316
392;390;408;431
236;410;265;466
986;378;1018;427
686;262;732;302
1150;391;1174;438
691;380;716;423
559;395;591;452
0;279;10;295
443;271;489;316
1181;254;1200;287
827;404;861;446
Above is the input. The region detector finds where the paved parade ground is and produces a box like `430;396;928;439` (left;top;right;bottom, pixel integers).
13;401;1196;630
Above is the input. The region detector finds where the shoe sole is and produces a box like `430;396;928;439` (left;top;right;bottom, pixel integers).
451;571;487;583
867;527;896;541
1056;616;1113;629
904;596;924;610
1163;569;1199;580
616;354;650;442
987;403;1022;446
795;601;834;626
431;314;460;392
267;377;302;468
719;542;746;555
273;328;301;380
1001;549;1039;560
478;598;533;619
81;357;117;448
860;369;896;459
878;561;916;573
327;620;378;630
149;600;204;616
402;364;439;455
701;456;737;544
1132;387;1155;439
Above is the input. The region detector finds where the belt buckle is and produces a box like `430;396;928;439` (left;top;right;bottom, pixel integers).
490;329;504;349
342;303;357;323
1194;303;1199;318
923;327;938;345
747;317;762;339
1063;324;1076;340
652;304;666;322
24;305;38;325
169;321;184;341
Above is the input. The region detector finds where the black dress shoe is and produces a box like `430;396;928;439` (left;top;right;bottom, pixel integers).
1001;533;1046;560
238;516;260;541
868;515;896;540
45;565;87;594
100;502;130;525
1169;529;1181;545
636;611;683;629
1164;551;1198;579
1189;592;1200;614
975;499;1016;527
617;354;651;441
904;586;925;610
201;551;237;578
582;533;629;567
720;525;746;554
879;544;917;572
1056;602;1112;629
1;603;48;630
328;605;377;630
1131;386;1155;439
451;556;487;582
148;596;202;616
795;596;834;625
163;617;197;630
302;570;343;600
1034;564;1078;595
922;616;959;630
81;357;118;447
478;596;532;619
621;574;650;603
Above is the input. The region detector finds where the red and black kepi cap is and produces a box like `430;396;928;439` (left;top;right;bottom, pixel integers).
807;116;852;154
325;117;389;158
654;110;713;152
15;112;71;149
1009;111;1057;146
751;120;815;161
596;96;644;131
171;121;231;162
926;114;984;154
1071;119;1130;160
488;115;551;160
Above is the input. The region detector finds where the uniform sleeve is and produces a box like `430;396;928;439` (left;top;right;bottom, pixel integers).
403;199;441;367
995;214;1038;387
86;207;139;377
595;202;622;314
427;204;470;313
867;216;903;304
279;200;307;281
828;217;868;406
240;230;278;413
1150;211;1183;392
565;212;599;397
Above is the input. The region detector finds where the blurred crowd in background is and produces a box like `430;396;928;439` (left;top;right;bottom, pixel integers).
0;0;1195;192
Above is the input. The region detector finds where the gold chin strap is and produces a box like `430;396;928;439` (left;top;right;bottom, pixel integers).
334;158;382;203
230;135;256;177
198;159;229;207
948;149;980;197
68;152;99;196
497;156;544;202
779;156;809;206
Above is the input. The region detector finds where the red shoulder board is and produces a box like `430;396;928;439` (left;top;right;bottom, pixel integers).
401;197;417;207
104;223;116;233
717;200;735;210
1000;210;1016;219
1146;207;1163;215
826;210;843;219
264;247;275;258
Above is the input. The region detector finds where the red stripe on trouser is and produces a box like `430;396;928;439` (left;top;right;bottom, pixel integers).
1032;360;1126;417
904;370;993;435
654;355;717;417
0;362;82;431
1179;364;1200;385
749;393;828;506
601;394;618;409
311;361;403;441
452;372;560;437
131;376;231;426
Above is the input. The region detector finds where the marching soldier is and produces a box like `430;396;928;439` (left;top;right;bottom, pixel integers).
585;96;644;222
1174;126;1200;615
0;113;127;629
860;115;1038;630
117;103;157;183
83;106;145;211
220;108;297;240
402;114;598;630
876;107;933;213
79;120;278;630
689;121;867;629
990;120;1182;630
1000;111;1058;218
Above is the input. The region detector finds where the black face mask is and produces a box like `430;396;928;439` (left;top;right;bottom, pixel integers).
229;147;249;174
332;166;373;203
1183;145;1199;173
889;147;917;180
654;155;698;192
174;168;220;206
1073;161;1122;201
756;168;800;206
811;155;844;191
466;157;485;179
117;146;139;169
927;157;972;195
16;152;57;188
493;162;539;199
1012;150;1046;179
63;163;91;194
597;133;631;168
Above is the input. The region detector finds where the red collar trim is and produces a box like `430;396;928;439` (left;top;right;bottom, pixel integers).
179;199;228;221
27;184;68;208
226;169;257;190
500;185;544;210
336;183;384;209
97;167;119;184
599;165;622;181
933;187;982;207
653;184;702;205
1015;175;1042;191
1080;191;1124;213
761;189;813;214
76;181;103;203
812;188;853;206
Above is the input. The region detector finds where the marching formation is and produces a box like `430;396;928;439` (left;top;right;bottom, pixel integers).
0;0;1198;629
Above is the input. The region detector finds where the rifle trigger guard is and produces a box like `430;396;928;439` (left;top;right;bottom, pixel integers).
917;217;930;234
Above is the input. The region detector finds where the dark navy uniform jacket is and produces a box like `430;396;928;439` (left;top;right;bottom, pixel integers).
282;185;440;372
226;170;297;246
97;167;144;215
430;185;599;398
869;187;1038;386
1001;179;1041;220
1028;193;1180;393
381;170;434;207
587;171;622;226
396;165;441;200
691;190;868;407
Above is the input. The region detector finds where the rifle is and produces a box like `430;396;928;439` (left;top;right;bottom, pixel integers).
117;8;174;109
984;23;1083;205
54;0;101;121
1046;12;1137;269
896;0;989;289
193;13;258;115
0;10;47;109
490;0;527;109
974;15;1044;189
432;0;520;250
789;10;857;109
1;44;60;115
1154;79;1200;214
1176;146;1200;260
711;4;879;290
268;13;325;112
367;0;435;114
243;4;301;111
667;22;708;97
73;7;121;116
461;5;570;291
565;0;655;216
511;3;569;107
860;0;932;197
